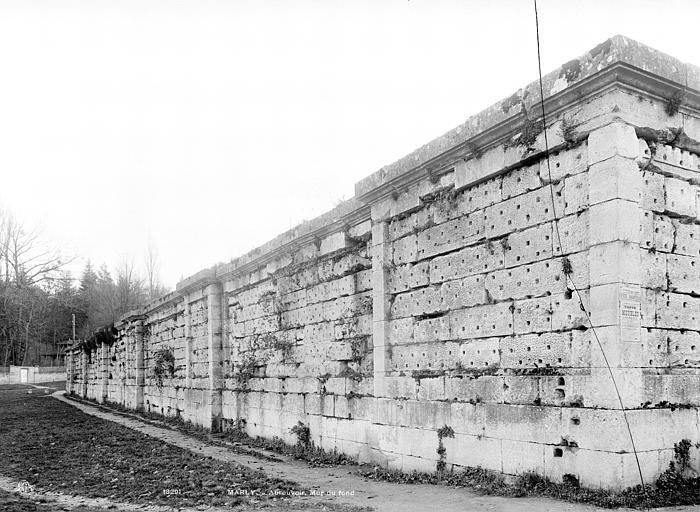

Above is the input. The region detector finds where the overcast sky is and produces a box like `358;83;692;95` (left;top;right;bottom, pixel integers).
0;0;698;289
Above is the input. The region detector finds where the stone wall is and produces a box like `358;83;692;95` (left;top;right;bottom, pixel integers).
0;366;66;384
66;35;700;489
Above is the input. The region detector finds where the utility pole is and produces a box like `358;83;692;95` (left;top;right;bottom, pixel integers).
72;313;76;341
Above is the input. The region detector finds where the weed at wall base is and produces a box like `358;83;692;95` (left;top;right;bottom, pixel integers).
68;395;700;509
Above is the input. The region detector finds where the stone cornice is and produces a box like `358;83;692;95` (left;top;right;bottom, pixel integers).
115;309;146;329
215;199;371;282
354;35;700;203
140;35;700;322
356;65;697;206
175;267;218;296
142;290;184;316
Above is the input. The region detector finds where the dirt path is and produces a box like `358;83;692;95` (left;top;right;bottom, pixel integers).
50;392;614;512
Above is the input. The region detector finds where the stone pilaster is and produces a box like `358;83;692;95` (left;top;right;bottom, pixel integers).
206;282;223;431
99;340;109;403
81;349;88;398
183;300;192;389
134;318;145;411
66;348;73;394
371;216;392;398
586;121;644;409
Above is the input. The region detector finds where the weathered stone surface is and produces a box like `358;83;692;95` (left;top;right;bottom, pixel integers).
70;36;700;491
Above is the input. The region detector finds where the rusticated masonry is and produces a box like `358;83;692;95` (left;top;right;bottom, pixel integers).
67;35;700;489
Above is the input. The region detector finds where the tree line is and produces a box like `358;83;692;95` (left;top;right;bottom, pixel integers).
0;208;168;367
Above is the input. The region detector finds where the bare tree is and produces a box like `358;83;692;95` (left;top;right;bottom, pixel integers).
114;256;146;319
0;209;74;366
144;239;166;301
1;211;70;287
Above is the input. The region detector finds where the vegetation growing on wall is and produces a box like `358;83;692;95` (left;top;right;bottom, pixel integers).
271;336;295;362
436;424;455;473
657;438;694;488
560;116;580;148
232;352;267;389
290;421;311;447
153;347;175;387
665;89;686;116
505;114;544;150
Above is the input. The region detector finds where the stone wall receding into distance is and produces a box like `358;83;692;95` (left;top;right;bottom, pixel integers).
66;35;700;489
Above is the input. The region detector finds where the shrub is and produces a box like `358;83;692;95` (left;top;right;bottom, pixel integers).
152;347;175;387
290;421;311;447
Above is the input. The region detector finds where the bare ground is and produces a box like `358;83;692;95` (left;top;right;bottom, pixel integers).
53;392;599;512
2;385;697;512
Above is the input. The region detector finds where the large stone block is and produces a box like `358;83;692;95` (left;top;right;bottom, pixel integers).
418;169;456;199
655;292;700;330
588;156;641;205
640;211;675;252
627;408;700;453
667;254;700;295
641;172;665;212
481;403;563;444
449;302;514;339
486;258;568;301
388;212;418;241
388;262;429;293
413;315;451;343
640;287;657;328
416;212;484;260
640;249;667;290
556;212;589;254
399;426;436;460
587;367;644;409
563;171;589;214
653;145;700;181
443;433;503;472
390;287;443;319
416;376;446;401
500;332;572;368
513;296;552;334
666;330;700;367
448;177;503;218
539;143;588;182
386;318;414;345
501;439;546;475
455;338;500;368
672;220;700;257
390;184;422;218
401;453;438;473
666;374;700;404
503;223;554;268
454;148;505;191
502;163;542;200
408;400;452;430
502;375;540;404
442;375;479;402
589;200;640;245
587;122;639;165
589;241;641;286
551;290;589;331
429;244;489;283
589;283;643;340
664;177;698;218
392;235;418;265
383;375;418;399
440;275;487;310
347;397;374;422
483;184;565;239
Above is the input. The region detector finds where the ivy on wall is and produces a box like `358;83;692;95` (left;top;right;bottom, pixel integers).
153;347;175;387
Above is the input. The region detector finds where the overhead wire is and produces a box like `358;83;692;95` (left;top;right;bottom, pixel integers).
532;0;646;488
